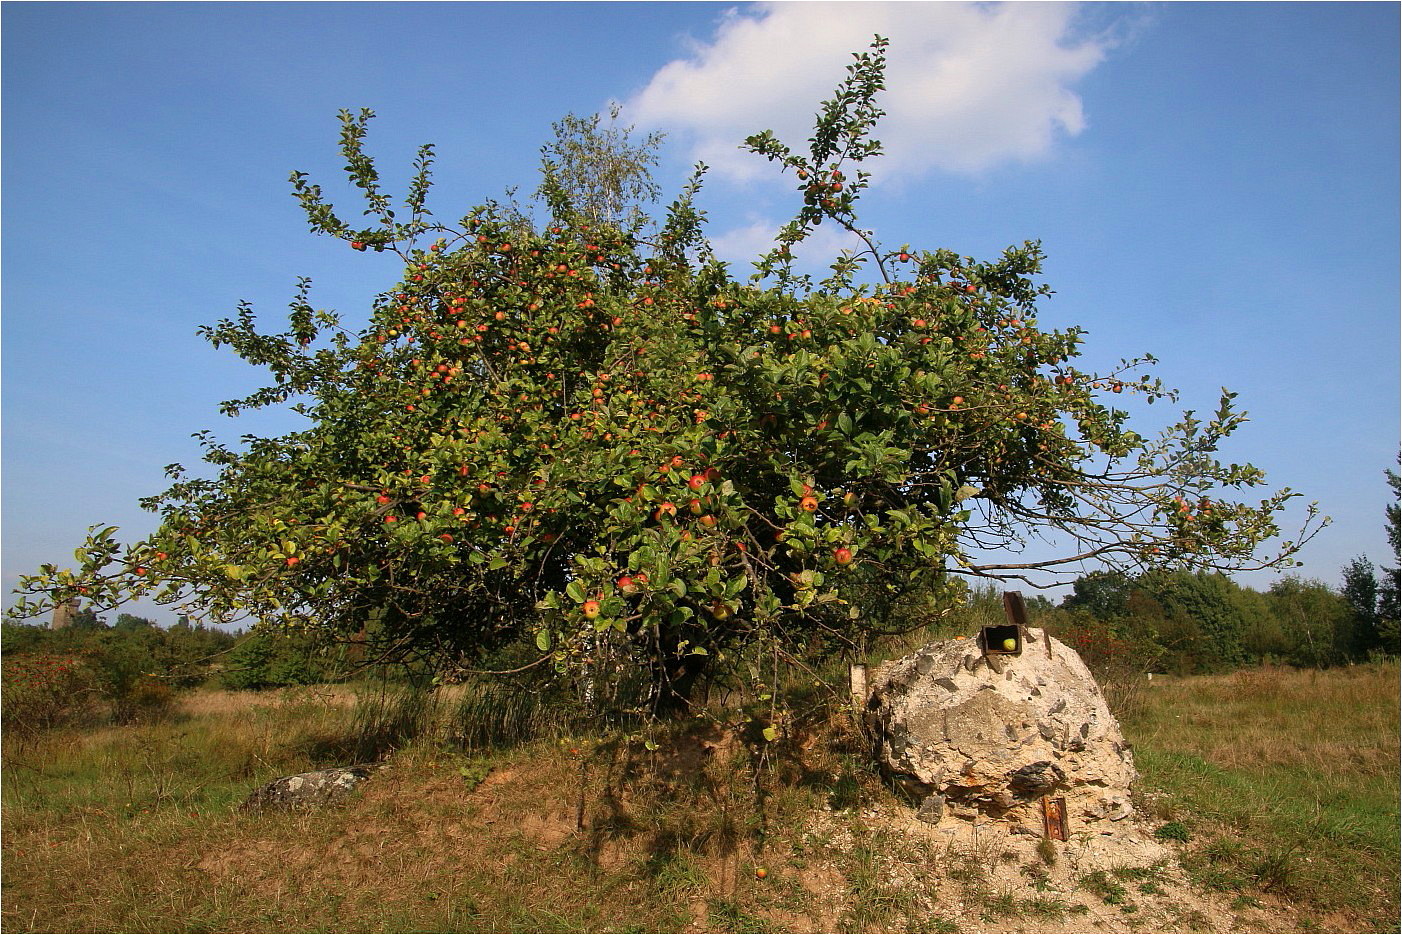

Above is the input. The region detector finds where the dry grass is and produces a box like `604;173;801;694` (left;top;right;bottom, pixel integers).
1132;664;1396;773
3;664;1397;933
1122;661;1400;932
1128;663;1399;775
175;684;360;718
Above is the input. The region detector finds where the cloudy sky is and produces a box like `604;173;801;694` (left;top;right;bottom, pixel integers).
3;2;1397;623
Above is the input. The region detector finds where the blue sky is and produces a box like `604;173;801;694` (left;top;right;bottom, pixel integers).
4;2;1398;625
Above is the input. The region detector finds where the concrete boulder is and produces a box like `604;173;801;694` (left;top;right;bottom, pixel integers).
866;628;1137;833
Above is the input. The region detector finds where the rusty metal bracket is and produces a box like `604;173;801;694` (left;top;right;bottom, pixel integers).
1002;591;1029;628
1042;795;1069;841
1002;589;1054;656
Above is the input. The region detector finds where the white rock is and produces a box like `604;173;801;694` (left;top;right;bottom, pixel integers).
866;629;1137;835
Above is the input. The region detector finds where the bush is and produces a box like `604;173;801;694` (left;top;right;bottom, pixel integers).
220;627;344;690
109;674;177;724
1;619;239;731
1;651;103;735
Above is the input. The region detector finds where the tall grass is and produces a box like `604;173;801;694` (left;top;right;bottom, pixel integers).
340;680;440;762
1123;661;1400;931
3;659;1397;933
448;678;572;753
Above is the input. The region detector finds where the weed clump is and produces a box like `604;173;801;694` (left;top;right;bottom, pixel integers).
1154;820;1190;842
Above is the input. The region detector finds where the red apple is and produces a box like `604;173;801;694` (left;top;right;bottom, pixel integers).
582;600;601;620
834;547;853;565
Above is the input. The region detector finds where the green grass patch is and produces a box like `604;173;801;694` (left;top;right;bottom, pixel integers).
1124;662;1400;931
4;662;1397;933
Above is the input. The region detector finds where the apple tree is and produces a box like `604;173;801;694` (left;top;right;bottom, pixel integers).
12;39;1323;710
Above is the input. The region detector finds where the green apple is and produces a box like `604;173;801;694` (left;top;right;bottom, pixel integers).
1002;638;1017;651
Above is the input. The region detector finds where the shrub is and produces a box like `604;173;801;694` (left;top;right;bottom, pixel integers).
1;651;103;735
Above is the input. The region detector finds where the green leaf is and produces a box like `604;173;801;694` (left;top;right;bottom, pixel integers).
565;580;585;603
762;726;779;743
536;629;553;652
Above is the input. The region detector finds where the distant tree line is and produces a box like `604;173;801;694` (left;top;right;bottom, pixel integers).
1;611;360;733
1042;567;1387;676
1041;466;1400;675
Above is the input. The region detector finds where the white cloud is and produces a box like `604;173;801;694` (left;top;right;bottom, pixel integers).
709;216;868;271
625;2;1117;180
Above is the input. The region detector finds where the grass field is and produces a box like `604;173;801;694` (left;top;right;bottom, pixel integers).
2;664;1397;933
1123;662;1400;933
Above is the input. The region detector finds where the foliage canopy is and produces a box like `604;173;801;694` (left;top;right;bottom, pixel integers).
12;39;1322;706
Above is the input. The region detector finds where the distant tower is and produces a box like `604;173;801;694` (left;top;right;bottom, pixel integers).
51;598;79;630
